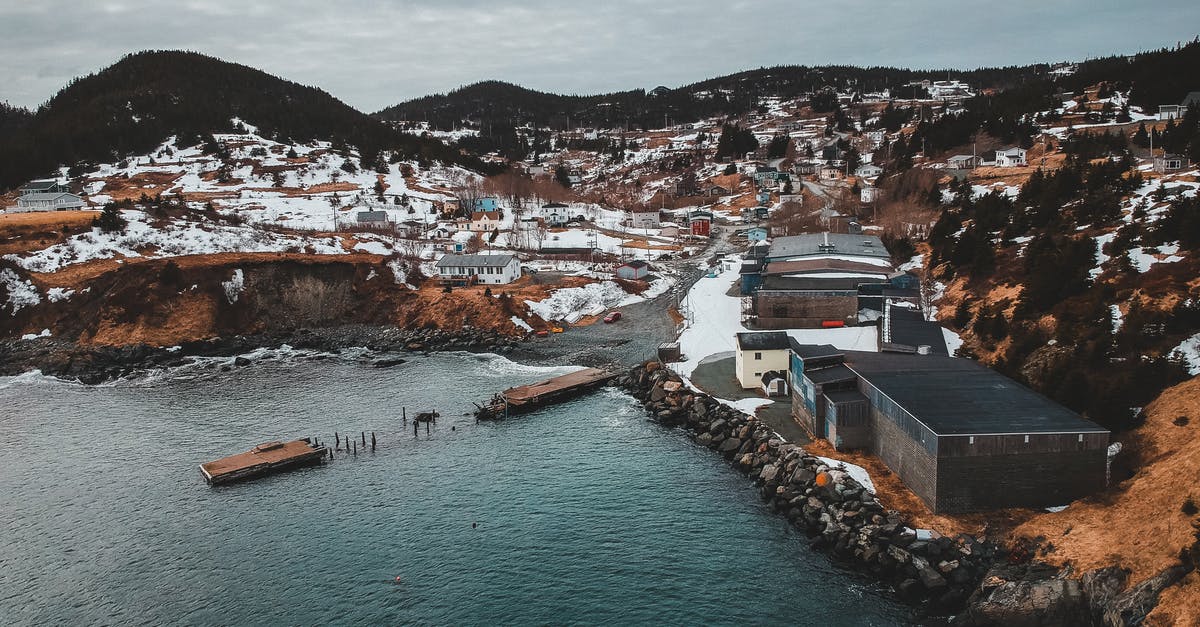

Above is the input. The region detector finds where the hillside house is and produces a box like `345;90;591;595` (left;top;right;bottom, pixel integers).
788;343;1109;513
855;164;883;178
865;130;886;146
473;198;499;213
13;192;85;213
1154;154;1186;174
434;253;520;285
819;165;842;181
793;162;817;175
630;210;660;229
747;226;768;242
947;154;981;170
993;147;1027;167
357;210;389;224
735;332;791;390
861;185;880;203
615;259;650;280
469;211;502;232
18;180;70;196
1159;104;1181;120
708;185;730;196
688;210;713;237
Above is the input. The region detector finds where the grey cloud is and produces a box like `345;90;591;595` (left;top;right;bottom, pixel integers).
0;0;1197;112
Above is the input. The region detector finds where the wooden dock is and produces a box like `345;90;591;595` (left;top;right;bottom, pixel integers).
200;439;328;485
475;367;618;420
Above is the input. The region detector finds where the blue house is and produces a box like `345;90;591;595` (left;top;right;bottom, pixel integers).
473;198;499;212
747;226;768;242
756;191;772;205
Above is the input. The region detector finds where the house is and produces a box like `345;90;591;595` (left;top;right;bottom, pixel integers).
994;147;1027;167
12;192;86;213
788;343;1110;513
860;185;880;203
855;164;883;178
630;210;660;229
357;210;390;224
819;164;842;181
526;164;547;176
615;259;650;280
1154;154;1186;174
434;253;521;285
735;332;791;389
688;210;713;237
18;180;70;196
947;154;981;170
1159;105;1182;120
708;185;730;196
865;130;886;146
793;161;817;175
543;203;569;227
746;226;768;242
473;198;499;213
469;211;502;232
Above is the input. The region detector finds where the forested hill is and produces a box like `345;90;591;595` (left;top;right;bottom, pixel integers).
0;50;490;192
375;40;1200;142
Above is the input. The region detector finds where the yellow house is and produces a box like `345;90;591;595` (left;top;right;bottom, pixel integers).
734;332;791;390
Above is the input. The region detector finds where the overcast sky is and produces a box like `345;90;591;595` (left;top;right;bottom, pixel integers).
2;1;1198;112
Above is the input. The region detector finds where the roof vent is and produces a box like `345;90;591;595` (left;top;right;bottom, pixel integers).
916;345;931;355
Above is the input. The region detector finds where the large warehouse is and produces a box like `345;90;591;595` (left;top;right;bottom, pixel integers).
789;342;1110;513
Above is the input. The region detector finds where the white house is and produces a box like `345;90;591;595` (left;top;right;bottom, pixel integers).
861;185;880;203
865;130;886;147
12;192;86;213
1159;105;1181;121
855;164;883;178
615;260;650;280
947;154;981;170
630;210;660;229
994;147;1027;167
434;253;521;285
469;211;502;232
734;332;791;390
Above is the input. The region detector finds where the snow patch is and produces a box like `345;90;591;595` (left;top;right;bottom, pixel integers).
814;455;876;494
1;269;41;314
222;269;245;304
1168;332;1200;375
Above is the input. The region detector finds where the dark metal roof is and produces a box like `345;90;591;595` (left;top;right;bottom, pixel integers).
841;351;1108;436
788;341;842;360
804;364;856;385
825;389;867;404
619;260;649;269
884;306;949;355
736;331;791;351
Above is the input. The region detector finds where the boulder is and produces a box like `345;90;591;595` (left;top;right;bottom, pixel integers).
718;437;742;454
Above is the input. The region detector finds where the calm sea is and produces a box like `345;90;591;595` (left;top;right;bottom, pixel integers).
0;350;909;625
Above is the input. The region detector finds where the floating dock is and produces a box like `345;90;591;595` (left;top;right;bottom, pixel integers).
200;439;328;485
476;367;618;420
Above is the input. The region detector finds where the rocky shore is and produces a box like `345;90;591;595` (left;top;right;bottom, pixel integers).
0;324;525;384
620;360;997;616
620;360;1193;624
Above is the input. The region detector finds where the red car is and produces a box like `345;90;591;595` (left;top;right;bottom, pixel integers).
603;311;622;323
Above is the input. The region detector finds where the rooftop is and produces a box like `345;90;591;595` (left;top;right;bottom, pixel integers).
620;260;649;269
841;351;1108;436
435;253;517;268
736;331;791;351
787;341;842;360
883;305;949;355
767;232;891;261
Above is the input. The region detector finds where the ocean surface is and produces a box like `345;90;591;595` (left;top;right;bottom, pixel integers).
0;350;910;625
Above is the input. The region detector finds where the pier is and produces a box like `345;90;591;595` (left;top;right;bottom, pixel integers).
475;367;618;420
200;439;328;485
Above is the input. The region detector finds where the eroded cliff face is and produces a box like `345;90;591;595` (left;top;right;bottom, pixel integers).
0;253;532;347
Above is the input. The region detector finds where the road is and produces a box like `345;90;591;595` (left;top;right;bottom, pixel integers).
509;223;738;369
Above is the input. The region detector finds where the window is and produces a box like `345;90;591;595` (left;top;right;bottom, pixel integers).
1024;435;1030;444
754;352;762;360
754;372;761;377
968;436;975;445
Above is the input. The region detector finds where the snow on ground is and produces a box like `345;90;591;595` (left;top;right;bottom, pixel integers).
5;210;346;273
20;329;51;341
1110;304;1124;334
1169;332;1200;376
671;255;879;378
1090;232;1116;278
1127;243;1184;273
510;315;533;332
524;281;630;322
221;269;244;304
815;455;876;494
1;268;41;314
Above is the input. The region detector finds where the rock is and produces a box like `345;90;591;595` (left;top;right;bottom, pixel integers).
405;342;425;351
372;358;407;368
958;574;1087;626
1101;565;1189;627
759;464;780;483
695;433;713;447
233;356;251;367
708;418;727;434
791;468;816;485
649;385;669;402
1080;566;1127;622
916;559;948;590
718;437;742;454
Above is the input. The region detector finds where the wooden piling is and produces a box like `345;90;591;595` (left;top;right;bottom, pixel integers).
402;407;407;424
361;431;366;446
353;441;357;455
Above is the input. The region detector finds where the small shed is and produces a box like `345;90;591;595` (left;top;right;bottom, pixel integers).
615;259;650;280
657;342;682;363
747;226;768;242
357;210;389;223
688;210;713;237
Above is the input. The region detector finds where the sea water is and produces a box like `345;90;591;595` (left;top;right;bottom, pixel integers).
0;350;909;625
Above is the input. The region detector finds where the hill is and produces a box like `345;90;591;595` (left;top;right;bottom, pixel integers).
0;50;492;192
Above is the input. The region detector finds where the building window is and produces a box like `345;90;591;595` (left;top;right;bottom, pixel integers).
754;352;762;360
968;436;975;445
1024;435;1030;444
754;372;761;378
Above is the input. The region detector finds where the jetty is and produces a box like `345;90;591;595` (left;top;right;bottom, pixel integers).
475;367;618;420
200;438;328;485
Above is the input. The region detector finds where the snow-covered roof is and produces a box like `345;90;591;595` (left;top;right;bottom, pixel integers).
17;192;82;202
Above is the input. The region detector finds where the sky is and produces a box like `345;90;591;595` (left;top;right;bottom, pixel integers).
1;1;1197;112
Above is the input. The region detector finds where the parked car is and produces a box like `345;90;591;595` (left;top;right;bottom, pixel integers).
603;311;622;323
565;221;582;227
